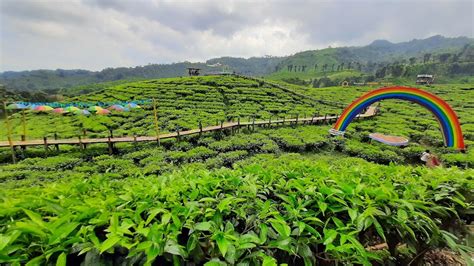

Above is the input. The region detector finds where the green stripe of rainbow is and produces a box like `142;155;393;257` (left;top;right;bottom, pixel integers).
332;86;465;150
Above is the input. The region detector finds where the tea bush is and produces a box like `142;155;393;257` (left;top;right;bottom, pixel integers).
0;154;472;265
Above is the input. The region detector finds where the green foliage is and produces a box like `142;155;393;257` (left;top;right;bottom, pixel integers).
1;75;325;141
1;154;473;265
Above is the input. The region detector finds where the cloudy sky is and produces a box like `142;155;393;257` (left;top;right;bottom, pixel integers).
0;0;472;71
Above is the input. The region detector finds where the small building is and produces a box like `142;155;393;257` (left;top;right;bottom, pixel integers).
416;74;434;85
187;68;201;76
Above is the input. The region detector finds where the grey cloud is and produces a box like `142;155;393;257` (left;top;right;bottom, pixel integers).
0;0;472;71
85;0;260;37
1;0;86;25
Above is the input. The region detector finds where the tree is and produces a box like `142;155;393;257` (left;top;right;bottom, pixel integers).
288;65;293;72
409;57;417;65
322;64;328;72
314;64;318;70
347;62;352;69
390;65;404;77
438;53;451;63
423;53;432;63
331;64;335;71
375;66;387;78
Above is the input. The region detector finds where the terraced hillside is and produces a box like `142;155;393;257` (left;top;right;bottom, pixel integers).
1;76;337;141
1;76;473;265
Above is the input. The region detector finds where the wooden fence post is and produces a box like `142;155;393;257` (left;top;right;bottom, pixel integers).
107;137;113;155
7;137;16;163
78;136;84;150
152;98;160;146
54;133;59;151
43;137;49;153
21;110;27;140
177;130;181;142
199;121;203;137
21;135;26;152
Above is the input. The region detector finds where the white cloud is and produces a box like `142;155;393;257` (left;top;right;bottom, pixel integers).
0;0;472;71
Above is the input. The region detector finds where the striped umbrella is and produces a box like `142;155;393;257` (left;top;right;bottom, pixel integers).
53;108;68;114
33;105;53;112
108;104;126;112
6;103;28;109
88;106;103;112
74;109;91;116
65;106;80;112
96;109;110;115
126;103;141;109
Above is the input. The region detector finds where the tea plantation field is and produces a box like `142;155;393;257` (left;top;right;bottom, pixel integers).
1;76;473;265
1;76;336;141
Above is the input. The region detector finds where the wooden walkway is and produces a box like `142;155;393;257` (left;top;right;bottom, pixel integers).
0;107;377;150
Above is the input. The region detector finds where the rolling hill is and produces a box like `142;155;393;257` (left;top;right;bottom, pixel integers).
1;35;472;92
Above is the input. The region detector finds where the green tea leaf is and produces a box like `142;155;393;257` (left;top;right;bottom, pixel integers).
56;252;67;266
195;222;212;231
99;235;121;253
269;219;290;238
215;234;230;257
323;230;338;246
23;209;47;229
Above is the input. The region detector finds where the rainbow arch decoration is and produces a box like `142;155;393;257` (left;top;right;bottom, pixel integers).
329;86;465;150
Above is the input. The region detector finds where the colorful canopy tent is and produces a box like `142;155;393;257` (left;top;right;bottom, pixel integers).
108;104;127;112
96;109;111;115
74;109;91;116
369;133;409;146
33;105;53;112
88;106;103;112
6;103;28;110
53;108;68;114
126;103;141;109
65;106;80;112
330;86;465;150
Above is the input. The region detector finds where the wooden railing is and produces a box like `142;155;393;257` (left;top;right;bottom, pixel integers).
1;106;378;161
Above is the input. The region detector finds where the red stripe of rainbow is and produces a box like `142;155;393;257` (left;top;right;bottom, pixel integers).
332;86;465;150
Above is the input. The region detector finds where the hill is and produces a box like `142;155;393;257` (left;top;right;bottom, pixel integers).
1;35;472;92
0;75;337;141
269;36;474;85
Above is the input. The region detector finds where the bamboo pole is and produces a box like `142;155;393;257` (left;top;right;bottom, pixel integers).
3;102;16;163
21;109;26;139
152;98;160;146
